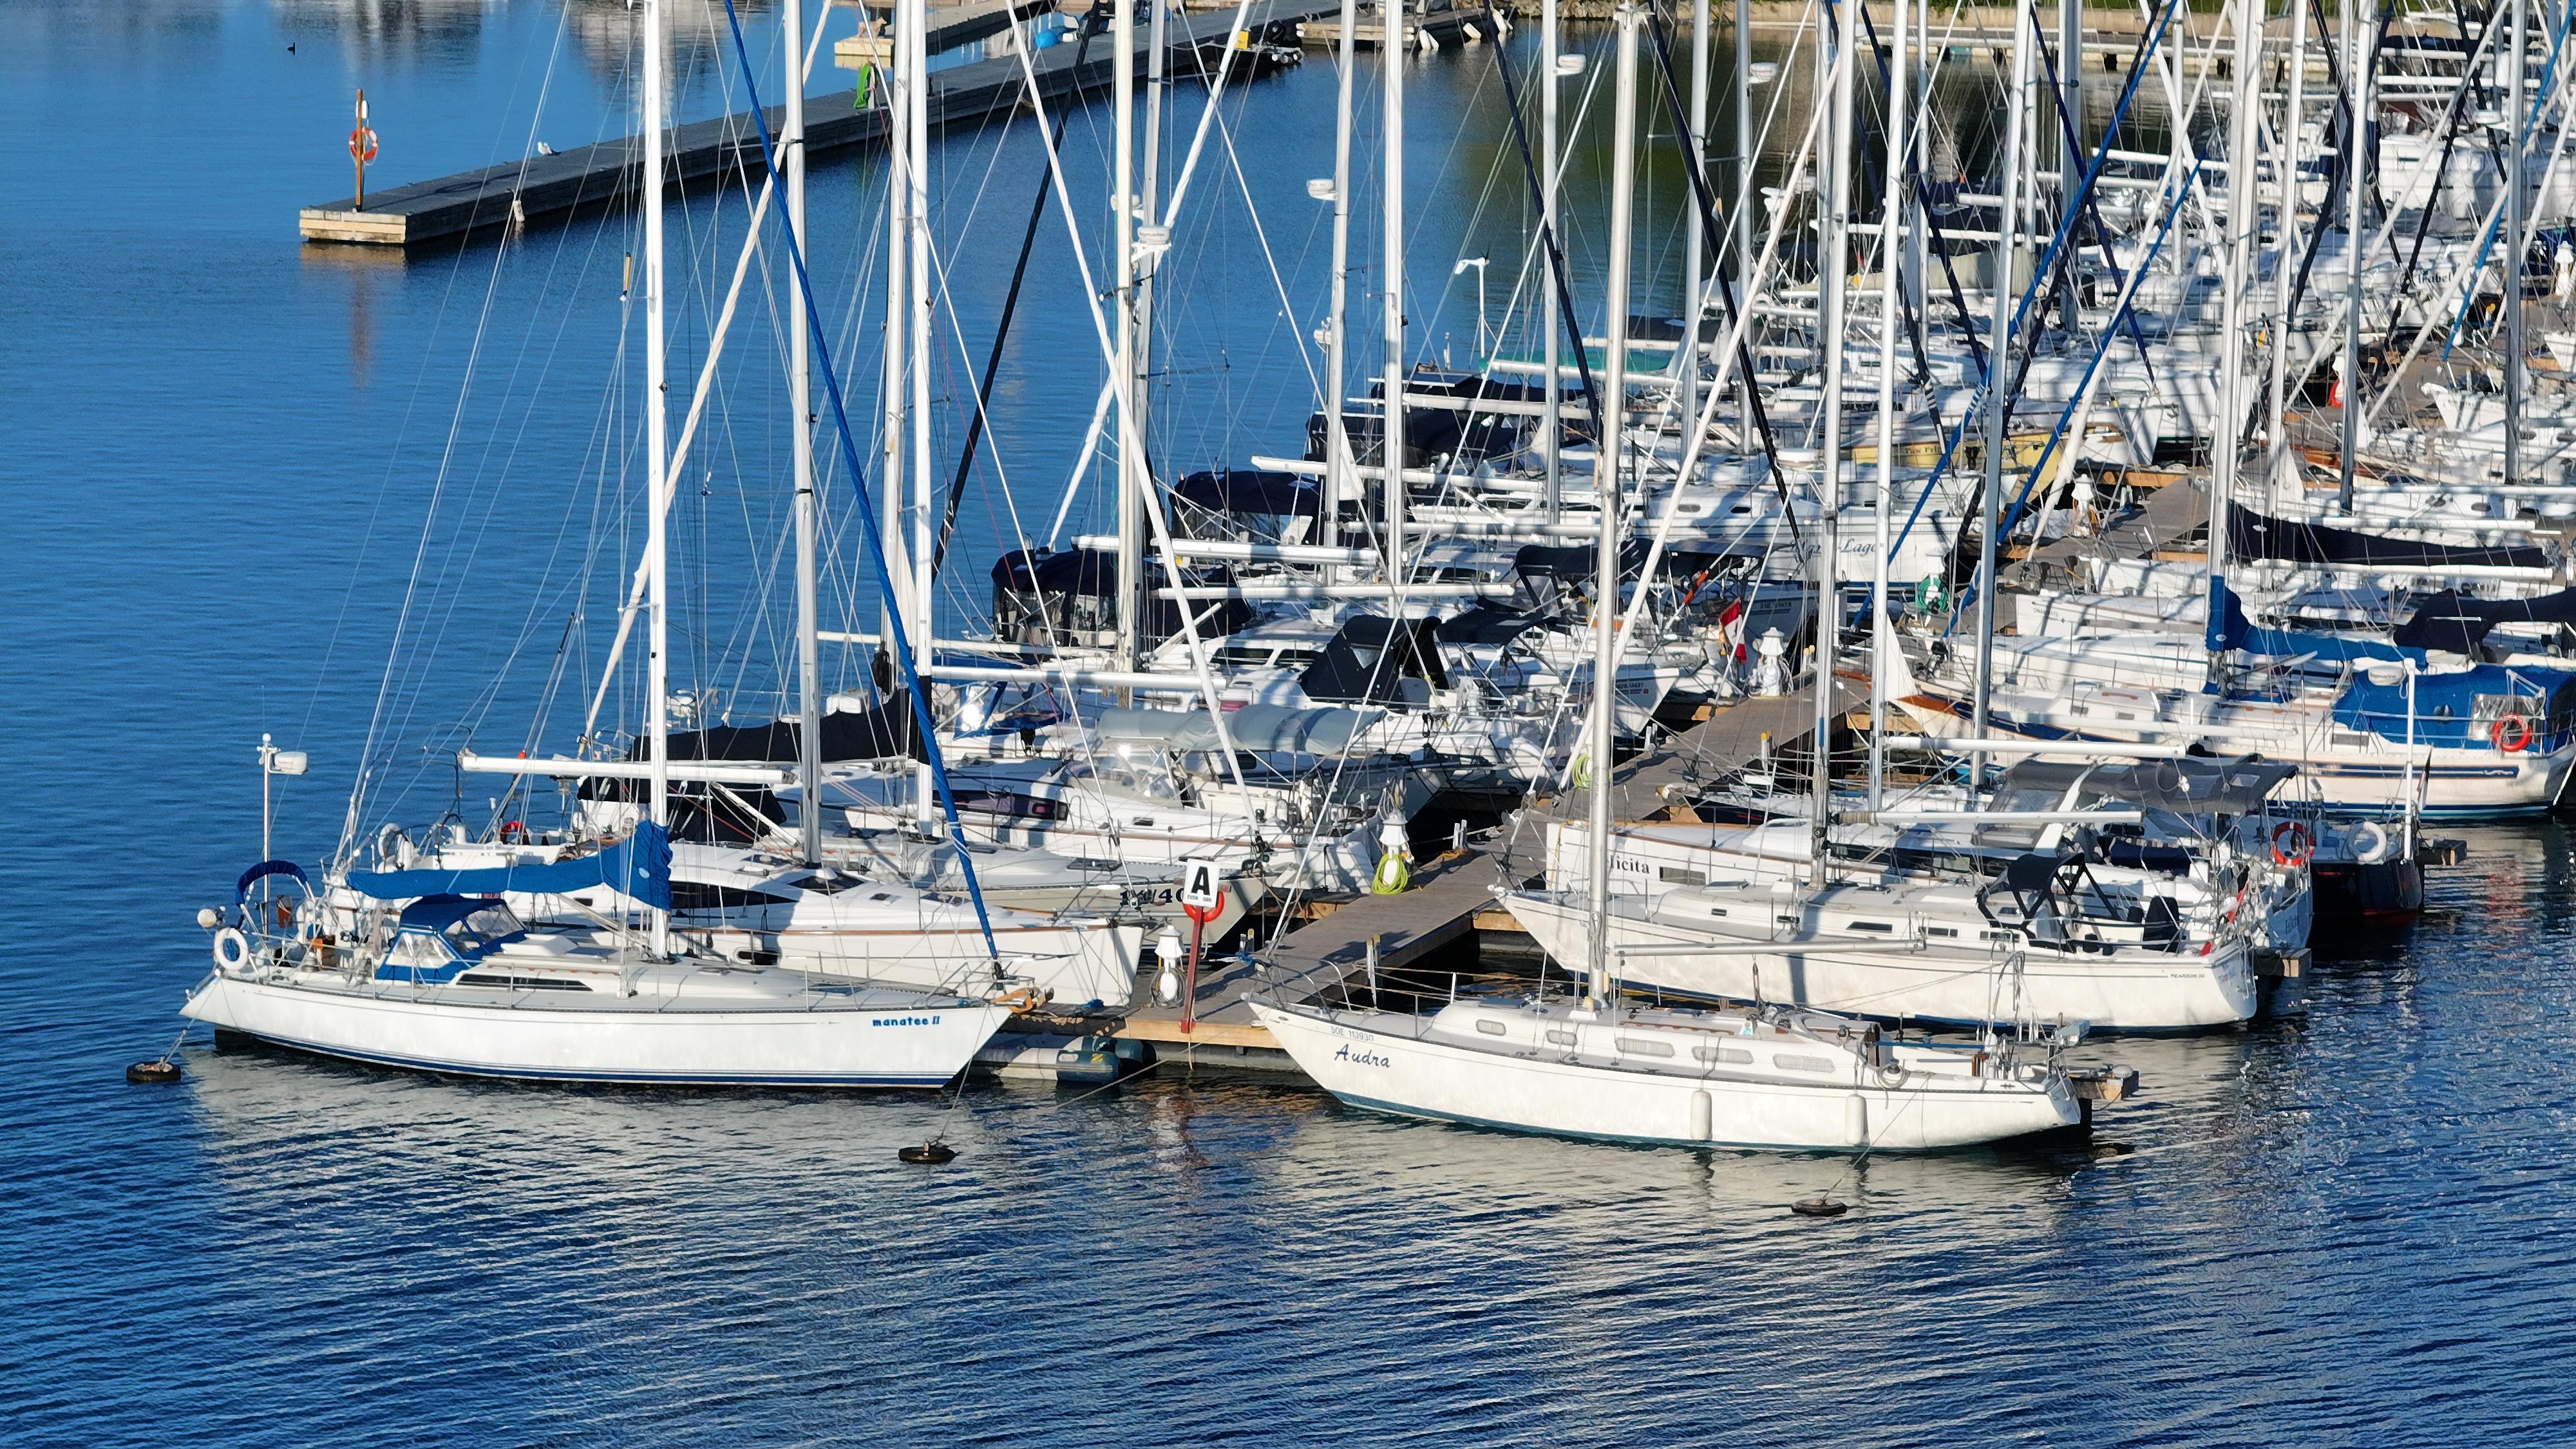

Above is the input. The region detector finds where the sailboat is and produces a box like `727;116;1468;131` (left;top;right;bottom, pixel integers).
1257;5;2081;1150
183;0;1010;1086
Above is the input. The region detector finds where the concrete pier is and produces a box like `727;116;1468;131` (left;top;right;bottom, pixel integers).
298;0;1334;248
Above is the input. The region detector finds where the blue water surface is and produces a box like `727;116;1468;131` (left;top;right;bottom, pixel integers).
5;4;2572;1444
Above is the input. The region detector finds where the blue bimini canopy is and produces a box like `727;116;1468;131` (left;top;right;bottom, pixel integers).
345;820;672;911
395;894;506;931
235;860;310;902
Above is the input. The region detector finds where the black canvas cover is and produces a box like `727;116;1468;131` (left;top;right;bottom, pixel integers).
2392;587;2576;651
1435;603;1553;645
1172;469;1320;518
2230;505;2551;570
1298;615;1450;704
639;700;929;766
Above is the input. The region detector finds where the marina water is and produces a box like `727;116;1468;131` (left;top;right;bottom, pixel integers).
5;2;2571;1441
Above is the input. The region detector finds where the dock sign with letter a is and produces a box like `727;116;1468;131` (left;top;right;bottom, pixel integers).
1179;862;1222;925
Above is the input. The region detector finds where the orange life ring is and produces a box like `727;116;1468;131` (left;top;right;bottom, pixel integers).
2269;821;2313;869
349;126;379;164
500;819;529;844
2492;715;2533;753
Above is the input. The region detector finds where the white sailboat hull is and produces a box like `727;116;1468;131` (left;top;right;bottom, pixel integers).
1251;1002;2079;1151
182;972;1005;1088
1506;893;2258;1032
681;919;1142;1009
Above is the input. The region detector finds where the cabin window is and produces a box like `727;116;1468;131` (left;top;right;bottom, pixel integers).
1984;929;2016;942
1848;920;1894;933
1544;1029;1577;1046
1929;925;1960;939
1695;1045;1754;1065
1474;1019;1508;1037
952;789;1064;820
1707;906;1730;918
668;883;797;913
786;871;866;895
1616;1037;1676;1058
455;973;591;992
1774;1054;1835;1074
1659;867;1708;886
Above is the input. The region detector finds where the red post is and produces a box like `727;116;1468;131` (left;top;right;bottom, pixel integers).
1178;910;1208;1034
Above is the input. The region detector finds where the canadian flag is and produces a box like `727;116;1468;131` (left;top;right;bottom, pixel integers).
1719;598;1747;660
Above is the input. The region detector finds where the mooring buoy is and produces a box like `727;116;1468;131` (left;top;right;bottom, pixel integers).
1790;1197;1848;1218
127;1059;182;1085
898;1141;956;1165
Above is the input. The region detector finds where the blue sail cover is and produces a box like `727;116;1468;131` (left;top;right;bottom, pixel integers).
2332;665;2576;749
2209;579;2426;667
344;820;673;911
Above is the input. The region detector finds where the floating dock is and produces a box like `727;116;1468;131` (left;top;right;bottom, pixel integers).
1115;683;1864;1069
298;0;1342;248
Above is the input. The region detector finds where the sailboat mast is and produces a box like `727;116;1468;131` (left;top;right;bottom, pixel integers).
1139;0;1169;563
2506;0;2527;488
1872;0;1911;813
1113;0;1143;684
1735;0;1755;448
643;0;670;956
1542;0;1563;524
1808;0;1850;876
2211;0;2260;686
1322;0;1359;553
1971;0;2032;766
1589;3;1643;1012
2268;0;2312;478
1382;6;1408;583
906;0;936;824
2339;0;2368;509
788;0;820;867
1678;0;1710;433
880;0;909;665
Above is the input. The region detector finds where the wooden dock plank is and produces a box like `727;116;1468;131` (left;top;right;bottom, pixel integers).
299;0;1334;247
2016;473;2208;584
1118;849;1506;1048
1600;681;1866;824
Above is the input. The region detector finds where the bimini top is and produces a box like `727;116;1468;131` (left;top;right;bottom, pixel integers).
346;820;672;911
1996;755;2298;817
395;894;512;932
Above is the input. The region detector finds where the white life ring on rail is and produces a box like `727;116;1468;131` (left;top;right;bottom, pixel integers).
212;927;251;972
